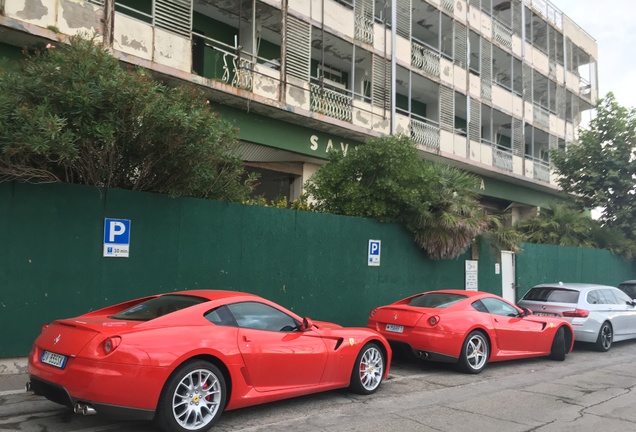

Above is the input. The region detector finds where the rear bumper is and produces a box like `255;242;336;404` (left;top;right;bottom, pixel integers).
28;375;155;421
389;341;457;363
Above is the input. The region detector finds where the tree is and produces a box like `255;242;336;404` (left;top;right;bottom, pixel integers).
513;202;634;258
304;135;491;259
0;35;254;201
552;93;636;240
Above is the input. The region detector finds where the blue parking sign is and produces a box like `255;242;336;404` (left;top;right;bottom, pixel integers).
368;240;381;266
103;218;131;258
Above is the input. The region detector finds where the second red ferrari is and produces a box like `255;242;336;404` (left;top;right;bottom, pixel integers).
368;290;573;373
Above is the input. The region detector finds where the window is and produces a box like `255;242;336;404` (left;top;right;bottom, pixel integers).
471;300;489;313
522;287;579;304
205;306;237;326
408;293;467;308
480;297;520;317
226;302;300;332
110;295;209;321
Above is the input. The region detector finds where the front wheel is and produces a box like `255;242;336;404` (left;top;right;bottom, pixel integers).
349;342;384;395
549;326;567;361
156;360;226;432
457;331;489;374
594;322;613;352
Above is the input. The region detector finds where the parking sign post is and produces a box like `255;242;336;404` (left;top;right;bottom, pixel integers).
368;240;381;266
103;218;131;258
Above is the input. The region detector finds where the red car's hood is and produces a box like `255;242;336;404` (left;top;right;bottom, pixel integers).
374;305;433;327
36;316;139;356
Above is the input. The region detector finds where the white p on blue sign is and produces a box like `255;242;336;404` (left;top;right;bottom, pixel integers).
368;239;381;267
103;218;131;258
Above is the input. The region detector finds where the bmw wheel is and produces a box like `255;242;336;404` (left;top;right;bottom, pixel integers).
156;360;226;432
349;342;384;395
594;322;613;352
457;331;489;374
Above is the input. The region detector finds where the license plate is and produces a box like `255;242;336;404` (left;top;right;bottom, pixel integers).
534;312;558;317
41;351;68;369
385;324;404;333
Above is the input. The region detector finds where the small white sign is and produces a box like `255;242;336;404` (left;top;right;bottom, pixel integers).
465;260;478;291
495;263;501;274
368;240;381;267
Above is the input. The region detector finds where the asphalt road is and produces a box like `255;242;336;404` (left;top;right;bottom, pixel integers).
2;341;636;432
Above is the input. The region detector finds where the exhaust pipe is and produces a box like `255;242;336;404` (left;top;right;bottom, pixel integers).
25;382;32;393
74;403;97;416
416;351;430;359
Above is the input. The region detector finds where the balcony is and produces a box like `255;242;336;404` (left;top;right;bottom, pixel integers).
489;141;514;172
411;39;440;78
409;115;441;152
310;82;353;123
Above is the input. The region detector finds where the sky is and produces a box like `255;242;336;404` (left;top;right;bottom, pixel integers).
552;0;636;108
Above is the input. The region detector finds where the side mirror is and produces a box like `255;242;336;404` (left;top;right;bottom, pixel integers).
521;307;533;316
300;317;314;331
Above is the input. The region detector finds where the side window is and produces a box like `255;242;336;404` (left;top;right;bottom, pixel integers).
602;289;622;305
227;302;300;332
587;290;601;305
601;289;621;304
204;305;236;326
471;300;489;313
481;297;520;317
595;290;612;304
612;289;632;305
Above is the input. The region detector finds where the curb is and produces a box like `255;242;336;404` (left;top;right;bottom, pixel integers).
0;357;28;375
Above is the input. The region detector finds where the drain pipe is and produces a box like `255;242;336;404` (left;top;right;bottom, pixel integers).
390;0;397;135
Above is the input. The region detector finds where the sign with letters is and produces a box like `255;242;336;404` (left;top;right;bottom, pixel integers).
465;260;478;291
368;240;381;267
103;218;131;258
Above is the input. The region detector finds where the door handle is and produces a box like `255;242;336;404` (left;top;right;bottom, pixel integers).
243;335;252;342
494;318;499;322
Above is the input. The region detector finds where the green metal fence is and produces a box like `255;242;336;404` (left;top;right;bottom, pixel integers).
1;181;634;357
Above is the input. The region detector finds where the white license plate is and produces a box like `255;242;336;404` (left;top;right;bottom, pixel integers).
534;312;558;317
385;324;404;333
41;351;68;369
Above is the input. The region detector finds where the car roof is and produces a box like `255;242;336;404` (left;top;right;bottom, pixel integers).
620;280;636;284
419;289;494;298
164;290;264;302
531;283;618;291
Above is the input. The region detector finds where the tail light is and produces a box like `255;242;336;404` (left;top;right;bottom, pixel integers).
428;315;440;326
103;337;121;354
562;309;589;318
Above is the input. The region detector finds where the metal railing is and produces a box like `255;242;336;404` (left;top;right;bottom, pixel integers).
488;141;514;172
192;33;254;90
532;158;551;182
533;105;550;129
493;20;513;50
409;114;441;152
354;13;374;44
411;39;440;78
310;81;353;123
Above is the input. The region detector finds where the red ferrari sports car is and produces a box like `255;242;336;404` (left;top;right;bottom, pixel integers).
367;290;573;374
28;290;391;432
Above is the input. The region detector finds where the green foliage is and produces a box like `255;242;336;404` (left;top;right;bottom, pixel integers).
305;135;492;259
514;202;635;259
243;195;288;208
0;35;254;201
552;93;636;241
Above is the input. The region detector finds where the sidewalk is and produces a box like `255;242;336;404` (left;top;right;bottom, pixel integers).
0;357;28;395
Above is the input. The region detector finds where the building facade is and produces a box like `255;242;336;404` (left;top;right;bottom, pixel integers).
0;0;598;220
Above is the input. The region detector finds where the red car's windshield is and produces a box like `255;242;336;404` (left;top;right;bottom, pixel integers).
110;295;209;321
408;293;467;308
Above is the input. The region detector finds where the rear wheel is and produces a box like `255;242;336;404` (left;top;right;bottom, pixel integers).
549;327;566;361
156;360;226;432
349;342;384;395
594;322;613;352
457;331;489;374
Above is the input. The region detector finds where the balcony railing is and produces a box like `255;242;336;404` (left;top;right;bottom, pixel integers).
441;0;454;14
489;141;514;172
411;39;440;78
354;14;374;44
193;33;254;90
533;105;550;129
493;20;513;49
310;82;353;123
410;116;440;152
533;158;551;182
